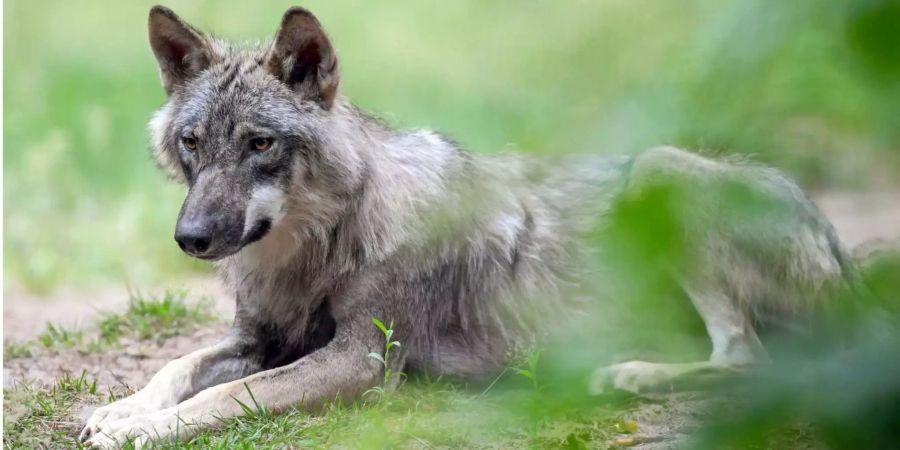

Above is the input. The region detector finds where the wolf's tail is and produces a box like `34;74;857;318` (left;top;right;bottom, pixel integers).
831;238;900;337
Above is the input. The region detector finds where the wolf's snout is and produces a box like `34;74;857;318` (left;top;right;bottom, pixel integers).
175;222;213;256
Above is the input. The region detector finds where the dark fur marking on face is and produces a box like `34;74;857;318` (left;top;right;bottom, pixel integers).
242;219;272;246
224;117;236;141
251;147;294;183
241;61;261;76
217;61;242;92
179;158;194;185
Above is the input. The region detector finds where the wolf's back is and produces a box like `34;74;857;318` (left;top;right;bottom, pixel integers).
604;146;853;324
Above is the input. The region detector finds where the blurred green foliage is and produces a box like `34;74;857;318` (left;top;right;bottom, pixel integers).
4;0;899;291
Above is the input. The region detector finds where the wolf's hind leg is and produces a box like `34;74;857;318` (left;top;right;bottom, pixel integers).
684;285;768;366
590;286;766;394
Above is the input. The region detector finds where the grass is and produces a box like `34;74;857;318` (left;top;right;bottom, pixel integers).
4;342;34;360
3;370;630;449
0;308;649;449
3;290;216;359
179;380;625;449
0;312;633;449
3;370;103;450
96;289;216;345
37;323;85;350
5;0;900;292
2;290;219;448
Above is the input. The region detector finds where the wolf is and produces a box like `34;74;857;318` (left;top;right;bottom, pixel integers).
80;5;854;448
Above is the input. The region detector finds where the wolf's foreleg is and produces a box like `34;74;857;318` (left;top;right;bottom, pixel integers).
80;332;261;442
84;321;382;449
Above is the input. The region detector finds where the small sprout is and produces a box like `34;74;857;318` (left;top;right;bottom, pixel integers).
365;317;404;400
513;350;541;390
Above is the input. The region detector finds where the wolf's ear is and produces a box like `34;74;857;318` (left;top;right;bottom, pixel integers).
266;7;340;109
148;5;212;95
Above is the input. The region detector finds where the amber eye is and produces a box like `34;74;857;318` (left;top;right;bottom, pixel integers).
182;136;198;151
251;137;273;152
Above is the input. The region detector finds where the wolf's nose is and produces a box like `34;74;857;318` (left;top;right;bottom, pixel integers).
175;228;212;256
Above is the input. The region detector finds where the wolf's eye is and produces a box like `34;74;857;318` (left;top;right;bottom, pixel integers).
251;137;273;152
182;136;198;151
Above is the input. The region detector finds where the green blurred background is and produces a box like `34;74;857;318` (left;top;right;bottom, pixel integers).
5;0;899;293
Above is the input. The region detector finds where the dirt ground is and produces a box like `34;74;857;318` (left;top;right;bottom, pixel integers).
3;277;234;391
3;191;898;446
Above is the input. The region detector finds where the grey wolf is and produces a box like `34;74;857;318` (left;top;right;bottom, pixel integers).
80;5;853;447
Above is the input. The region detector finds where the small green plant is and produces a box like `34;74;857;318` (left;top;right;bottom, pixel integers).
37;322;83;350
513;350;541;391
231;382;274;421
98;289;215;345
98;313;125;344
365;317;403;399
55;369;98;395
4;341;34;359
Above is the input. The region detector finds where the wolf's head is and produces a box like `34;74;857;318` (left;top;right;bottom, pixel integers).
147;5;361;260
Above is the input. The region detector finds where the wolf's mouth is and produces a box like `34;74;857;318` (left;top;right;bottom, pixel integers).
190;219;273;261
241;218;272;247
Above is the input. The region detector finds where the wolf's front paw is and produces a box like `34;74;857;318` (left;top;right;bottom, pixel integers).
83;415;155;450
84;410;188;450
85;429;149;450
79;395;159;444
